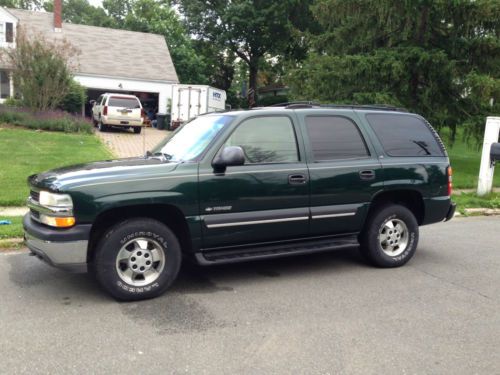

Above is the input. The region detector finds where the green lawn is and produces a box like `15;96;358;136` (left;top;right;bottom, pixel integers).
441;131;500;189
0;127;112;206
0;216;23;239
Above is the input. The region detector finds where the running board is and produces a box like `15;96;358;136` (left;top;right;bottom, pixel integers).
195;235;359;265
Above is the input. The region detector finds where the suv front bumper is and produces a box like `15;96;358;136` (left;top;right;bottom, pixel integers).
23;214;90;273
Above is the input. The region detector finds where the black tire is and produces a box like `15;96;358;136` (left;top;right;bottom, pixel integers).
133;126;142;134
93;218;182;301
92;118;98;127
98;121;107;132
359;204;419;267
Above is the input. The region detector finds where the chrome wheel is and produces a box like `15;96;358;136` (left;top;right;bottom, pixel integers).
379;218;409;256
115;238;166;287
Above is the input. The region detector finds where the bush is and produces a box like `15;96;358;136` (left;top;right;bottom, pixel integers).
0;106;93;134
60;80;87;114
256;95;289;107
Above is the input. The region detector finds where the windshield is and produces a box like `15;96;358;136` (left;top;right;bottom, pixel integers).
152;115;233;162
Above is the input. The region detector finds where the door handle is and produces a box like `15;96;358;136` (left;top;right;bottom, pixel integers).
288;174;307;184
359;170;375;180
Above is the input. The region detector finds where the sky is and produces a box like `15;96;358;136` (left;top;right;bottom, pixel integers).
87;0;103;7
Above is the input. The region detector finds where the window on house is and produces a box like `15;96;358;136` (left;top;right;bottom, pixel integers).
6;23;13;43
0;70;10;99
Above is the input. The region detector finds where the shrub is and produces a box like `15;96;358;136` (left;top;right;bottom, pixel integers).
0;106;93;134
60;80;87;114
256;95;289;107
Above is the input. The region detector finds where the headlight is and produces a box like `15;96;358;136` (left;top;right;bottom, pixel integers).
39;191;73;208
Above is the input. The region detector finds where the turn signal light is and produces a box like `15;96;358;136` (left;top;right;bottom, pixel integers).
40;214;76;228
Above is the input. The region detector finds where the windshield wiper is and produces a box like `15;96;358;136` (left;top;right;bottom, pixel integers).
412;140;431;155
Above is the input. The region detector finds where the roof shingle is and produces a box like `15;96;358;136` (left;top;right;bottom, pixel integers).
6;8;179;83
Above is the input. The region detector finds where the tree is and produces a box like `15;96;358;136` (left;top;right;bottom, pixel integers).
176;0;306;107
2;27;78;110
287;0;500;142
0;0;43;9
44;0;116;28
118;0;207;84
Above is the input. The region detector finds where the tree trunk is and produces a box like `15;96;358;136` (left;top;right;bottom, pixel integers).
248;60;259;108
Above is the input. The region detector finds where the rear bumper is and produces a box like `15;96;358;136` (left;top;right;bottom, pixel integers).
445;202;456;222
102;116;143;126
23;214;90;273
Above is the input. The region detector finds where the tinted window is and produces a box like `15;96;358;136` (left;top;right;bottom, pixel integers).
226;116;298;164
108;96;141;108
366;114;444;156
306;116;369;161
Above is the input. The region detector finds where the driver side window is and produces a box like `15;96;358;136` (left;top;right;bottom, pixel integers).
225;116;299;164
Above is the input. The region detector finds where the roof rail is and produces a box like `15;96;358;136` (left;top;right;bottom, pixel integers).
265;101;407;112
268;101;320;108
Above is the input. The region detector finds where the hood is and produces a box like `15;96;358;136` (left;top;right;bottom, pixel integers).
28;157;180;192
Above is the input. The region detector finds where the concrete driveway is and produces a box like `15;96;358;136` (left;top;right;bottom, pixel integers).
96;127;170;158
1;216;499;374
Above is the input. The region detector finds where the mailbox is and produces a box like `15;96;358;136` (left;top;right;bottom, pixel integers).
491;142;500;164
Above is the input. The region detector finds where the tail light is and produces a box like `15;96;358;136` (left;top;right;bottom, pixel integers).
103;106;108;116
447;166;453;196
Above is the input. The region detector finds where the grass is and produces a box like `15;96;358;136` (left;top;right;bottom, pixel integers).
0;127;112;206
440;130;500;189
453;192;500;214
0;216;23;239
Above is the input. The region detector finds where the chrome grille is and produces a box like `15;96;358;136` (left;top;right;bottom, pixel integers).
30;190;40;202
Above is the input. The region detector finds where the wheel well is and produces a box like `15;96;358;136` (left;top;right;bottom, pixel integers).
87;204;192;263
368;190;425;225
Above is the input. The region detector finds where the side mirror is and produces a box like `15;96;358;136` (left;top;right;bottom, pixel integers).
89;100;96;106
491;142;500;165
212;146;245;172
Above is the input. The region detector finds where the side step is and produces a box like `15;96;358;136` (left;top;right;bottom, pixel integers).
195;235;359;265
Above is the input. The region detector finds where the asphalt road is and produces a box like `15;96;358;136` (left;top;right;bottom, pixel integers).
1;216;499;374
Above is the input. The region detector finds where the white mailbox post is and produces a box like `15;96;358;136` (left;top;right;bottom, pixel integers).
477;116;500;196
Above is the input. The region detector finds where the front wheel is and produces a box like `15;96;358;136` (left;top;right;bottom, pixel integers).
133;126;142;134
93;218;182;301
359;204;419;267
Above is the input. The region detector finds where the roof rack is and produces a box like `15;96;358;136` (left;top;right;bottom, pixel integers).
265;101;407;112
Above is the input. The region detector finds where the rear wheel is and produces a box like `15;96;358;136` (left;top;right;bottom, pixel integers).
98;121;107;132
359;204;419;267
133;126;142;134
93;218;182;301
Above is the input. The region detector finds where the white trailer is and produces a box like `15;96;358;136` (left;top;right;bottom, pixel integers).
170;84;227;128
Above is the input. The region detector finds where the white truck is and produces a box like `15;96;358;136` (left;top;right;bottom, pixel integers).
170;84;227;129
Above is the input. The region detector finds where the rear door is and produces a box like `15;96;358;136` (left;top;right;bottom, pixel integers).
297;110;384;235
199;114;310;249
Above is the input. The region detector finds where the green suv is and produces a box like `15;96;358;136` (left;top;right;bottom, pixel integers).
24;104;456;301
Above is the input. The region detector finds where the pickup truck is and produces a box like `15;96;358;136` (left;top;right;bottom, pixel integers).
24;104;456;301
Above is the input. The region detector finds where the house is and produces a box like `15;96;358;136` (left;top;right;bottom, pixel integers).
0;0;179;115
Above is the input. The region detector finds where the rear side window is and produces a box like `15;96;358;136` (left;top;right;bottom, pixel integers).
108;96;141;109
306;116;369;161
366;113;444;156
225;116;299;164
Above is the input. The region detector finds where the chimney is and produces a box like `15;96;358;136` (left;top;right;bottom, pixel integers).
54;0;62;32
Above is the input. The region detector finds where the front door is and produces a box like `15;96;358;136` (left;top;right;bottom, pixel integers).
199;114;310;249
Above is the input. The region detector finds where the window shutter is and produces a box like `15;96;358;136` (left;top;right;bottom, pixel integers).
6;23;13;43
